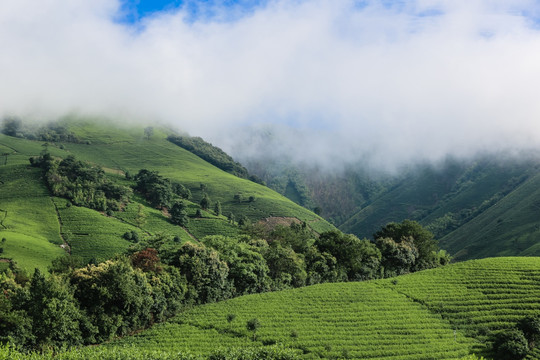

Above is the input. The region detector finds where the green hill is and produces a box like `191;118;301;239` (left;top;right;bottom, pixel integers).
0;118;334;270
249;155;540;261
439;171;540;261
109;257;540;359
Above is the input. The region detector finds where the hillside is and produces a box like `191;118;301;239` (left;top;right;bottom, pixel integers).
439;171;540;261
109;257;540;359
246;155;540;260
0;118;335;270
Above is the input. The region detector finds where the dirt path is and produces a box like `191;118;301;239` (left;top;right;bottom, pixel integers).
50;198;71;254
0;209;7;229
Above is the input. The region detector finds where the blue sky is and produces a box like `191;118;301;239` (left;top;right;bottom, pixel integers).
119;0;269;23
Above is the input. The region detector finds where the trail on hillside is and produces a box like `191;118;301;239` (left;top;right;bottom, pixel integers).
0;209;7;229
50;198;71;254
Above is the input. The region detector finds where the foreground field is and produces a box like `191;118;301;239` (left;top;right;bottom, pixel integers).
110;257;540;359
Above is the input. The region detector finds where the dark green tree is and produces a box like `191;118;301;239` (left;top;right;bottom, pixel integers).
214;200;222;216
70;259;154;342
492;329;529;360
316;231;381;281
200;194;211;210
170;201;189;226
374;220;438;271
1;117;22;137
518;316;540;348
263;242;307;289
203;235;271;295
375;237;418;277
246;318;260;340
172;242;232;304
27;269;86;349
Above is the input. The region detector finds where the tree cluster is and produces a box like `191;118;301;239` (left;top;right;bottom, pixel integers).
0;220;447;352
490;316;540;360
30;154;132;212
1;118;80;143
0;254;185;350
133;169;191;209
167;135;259;181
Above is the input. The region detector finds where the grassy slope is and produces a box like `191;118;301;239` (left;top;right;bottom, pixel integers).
62;120;333;233
0;163;64;272
0;119;334;269
440;171;540;261
339;159;537;254
110;257;540;359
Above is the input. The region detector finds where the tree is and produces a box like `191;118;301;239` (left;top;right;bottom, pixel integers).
374;220;438;271
238;215;249;226
246;318;260;340
27;269;86;349
131;248;161;273
134;169;173;209
48;255;85;274
70;259;154;342
135;204;147;228
202;235;271;295
492;329;529;360
170;201;189;226
172;242;232;304
200;194;211;210
144;126;154;140
518;316;540;348
263;242;307;289
172;182;191;199
316;231;381;281
1;117;22;137
376;237;418;277
214;200;222;216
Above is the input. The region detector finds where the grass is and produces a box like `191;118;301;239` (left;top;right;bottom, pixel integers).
440;171;540;260
52;198;136;263
0;164;64;272
339;158;533;237
58;119;334;233
110;257;540;359
0;119;334;269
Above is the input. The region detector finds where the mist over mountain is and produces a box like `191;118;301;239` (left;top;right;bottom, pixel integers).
3;0;540;170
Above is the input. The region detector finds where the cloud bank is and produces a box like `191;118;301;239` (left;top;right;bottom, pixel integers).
2;0;540;169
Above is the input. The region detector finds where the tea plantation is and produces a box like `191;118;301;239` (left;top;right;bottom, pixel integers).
108;257;540;359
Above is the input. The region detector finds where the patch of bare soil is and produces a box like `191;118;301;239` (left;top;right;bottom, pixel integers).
257;217;301;232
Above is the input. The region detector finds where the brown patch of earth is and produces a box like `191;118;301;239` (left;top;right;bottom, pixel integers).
257;217;301;232
102;167;125;176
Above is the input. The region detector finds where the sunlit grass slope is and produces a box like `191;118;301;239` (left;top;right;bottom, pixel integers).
111;257;540;359
0;163;64;271
60;120;335;233
0;118;334;270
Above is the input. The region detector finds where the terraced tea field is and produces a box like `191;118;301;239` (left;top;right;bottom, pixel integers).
379;257;540;355
110;282;475;359
0;163;64;271
110;257;540;359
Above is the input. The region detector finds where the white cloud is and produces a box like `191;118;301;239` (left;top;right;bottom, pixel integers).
2;0;540;169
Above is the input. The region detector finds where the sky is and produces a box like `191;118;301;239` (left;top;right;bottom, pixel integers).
2;0;540;170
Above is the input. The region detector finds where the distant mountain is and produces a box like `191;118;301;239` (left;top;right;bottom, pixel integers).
244;153;540;261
